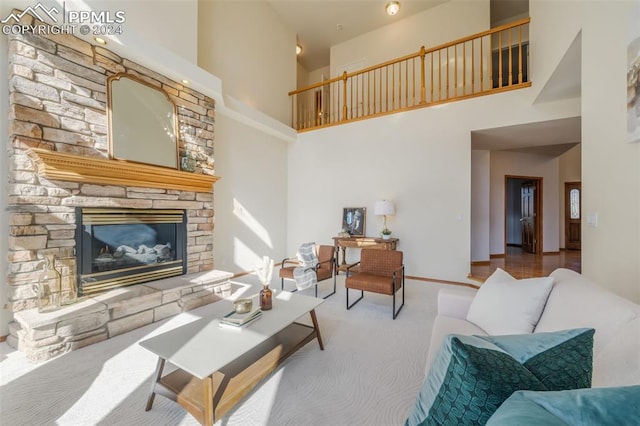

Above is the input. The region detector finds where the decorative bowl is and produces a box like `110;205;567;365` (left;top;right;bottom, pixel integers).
233;298;253;314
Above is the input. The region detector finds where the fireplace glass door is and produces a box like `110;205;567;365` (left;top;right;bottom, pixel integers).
76;208;187;295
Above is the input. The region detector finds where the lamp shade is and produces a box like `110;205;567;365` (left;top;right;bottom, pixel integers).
374;200;395;216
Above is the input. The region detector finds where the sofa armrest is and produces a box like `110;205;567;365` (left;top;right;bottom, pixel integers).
437;287;478;320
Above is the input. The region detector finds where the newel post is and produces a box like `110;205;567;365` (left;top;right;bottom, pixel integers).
341;71;348;121
419;46;426;104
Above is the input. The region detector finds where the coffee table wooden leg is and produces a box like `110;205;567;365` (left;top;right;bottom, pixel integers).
310;309;324;350
203;376;214;426
145;357;166;411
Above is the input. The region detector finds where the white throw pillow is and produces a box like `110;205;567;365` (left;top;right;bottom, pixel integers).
466;268;555;335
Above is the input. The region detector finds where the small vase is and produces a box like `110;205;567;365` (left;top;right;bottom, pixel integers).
36;255;62;313
63;271;78;306
260;284;272;311
382;234;391;240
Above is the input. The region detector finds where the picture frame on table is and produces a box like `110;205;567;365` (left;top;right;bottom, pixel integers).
342;207;366;237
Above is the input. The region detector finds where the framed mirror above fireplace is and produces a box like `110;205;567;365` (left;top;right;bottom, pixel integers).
107;73;178;169
75;208;187;296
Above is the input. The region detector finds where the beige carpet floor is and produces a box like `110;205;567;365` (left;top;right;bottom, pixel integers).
0;272;444;426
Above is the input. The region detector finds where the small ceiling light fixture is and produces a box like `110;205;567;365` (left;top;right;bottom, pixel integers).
296;44;302;55
181;79;190;85
94;37;107;45
385;1;400;16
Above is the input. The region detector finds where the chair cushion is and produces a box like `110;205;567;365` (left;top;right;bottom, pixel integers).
345;272;398;295
405;328;594;426
466;268;554;335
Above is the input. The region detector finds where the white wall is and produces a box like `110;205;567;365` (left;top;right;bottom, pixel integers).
212;114;288;274
309;66;330;84
297;61;309;89
197;1;295;275
289;89;578;282
580;0;640;302
107;0;198;62
558;144;581;248
330;0;490;77
471;150;490;262
489;151;560;255
529;0;582;102
198;0;296;125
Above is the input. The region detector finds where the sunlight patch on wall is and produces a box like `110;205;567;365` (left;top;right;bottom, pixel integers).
233;198;273;248
233;237;264;272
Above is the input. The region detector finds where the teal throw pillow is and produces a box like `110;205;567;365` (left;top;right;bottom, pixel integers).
487;386;640;425
405;328;594;426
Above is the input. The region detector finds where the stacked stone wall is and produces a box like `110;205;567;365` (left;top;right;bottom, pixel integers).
6;12;216;315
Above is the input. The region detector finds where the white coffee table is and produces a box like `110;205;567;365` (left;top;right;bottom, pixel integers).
139;290;324;425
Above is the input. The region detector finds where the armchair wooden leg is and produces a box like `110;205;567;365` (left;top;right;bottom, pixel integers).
346;288;364;310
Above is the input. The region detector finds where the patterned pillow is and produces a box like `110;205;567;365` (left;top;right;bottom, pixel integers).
405;328;594;426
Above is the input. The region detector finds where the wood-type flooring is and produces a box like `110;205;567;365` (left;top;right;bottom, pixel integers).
470;246;581;282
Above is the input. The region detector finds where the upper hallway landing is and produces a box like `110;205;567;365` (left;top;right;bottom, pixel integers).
289;19;531;132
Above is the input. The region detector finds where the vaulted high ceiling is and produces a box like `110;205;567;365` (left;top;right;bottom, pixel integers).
267;0;447;71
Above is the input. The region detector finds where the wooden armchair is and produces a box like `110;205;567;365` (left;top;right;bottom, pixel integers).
279;244;336;299
345;249;405;319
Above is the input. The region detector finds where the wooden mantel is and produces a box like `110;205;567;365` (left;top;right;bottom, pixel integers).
27;148;220;193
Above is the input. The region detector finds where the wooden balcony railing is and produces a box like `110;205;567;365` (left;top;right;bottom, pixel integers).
289;18;531;131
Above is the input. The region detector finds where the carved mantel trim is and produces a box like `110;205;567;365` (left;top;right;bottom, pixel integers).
28;148;220;193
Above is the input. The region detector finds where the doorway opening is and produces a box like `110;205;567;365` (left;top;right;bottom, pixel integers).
505;175;542;255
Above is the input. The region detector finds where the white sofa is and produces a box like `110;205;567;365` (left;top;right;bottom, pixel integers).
425;268;640;387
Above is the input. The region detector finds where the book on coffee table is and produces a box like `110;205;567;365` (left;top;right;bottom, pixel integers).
220;306;262;328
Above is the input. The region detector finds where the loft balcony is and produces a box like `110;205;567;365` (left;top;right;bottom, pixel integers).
289;18;531;132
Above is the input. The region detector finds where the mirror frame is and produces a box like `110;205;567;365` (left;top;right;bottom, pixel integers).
107;73;179;169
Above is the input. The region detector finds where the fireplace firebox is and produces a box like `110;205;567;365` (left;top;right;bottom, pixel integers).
76;208;187;296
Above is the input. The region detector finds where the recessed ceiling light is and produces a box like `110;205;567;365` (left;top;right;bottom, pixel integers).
296;44;302;55
181;79;190;84
94;37;107;45
385;1;400;16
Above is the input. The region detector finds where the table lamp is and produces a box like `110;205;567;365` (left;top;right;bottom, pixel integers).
374;200;395;236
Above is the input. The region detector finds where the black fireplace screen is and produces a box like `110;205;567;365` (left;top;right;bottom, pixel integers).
76;208;187;295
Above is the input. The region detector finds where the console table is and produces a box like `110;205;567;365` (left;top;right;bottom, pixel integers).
332;236;399;273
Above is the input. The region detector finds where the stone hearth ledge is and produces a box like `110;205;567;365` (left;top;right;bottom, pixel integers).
9;270;235;363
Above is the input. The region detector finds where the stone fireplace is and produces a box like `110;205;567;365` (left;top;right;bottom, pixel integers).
5;12;229;362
